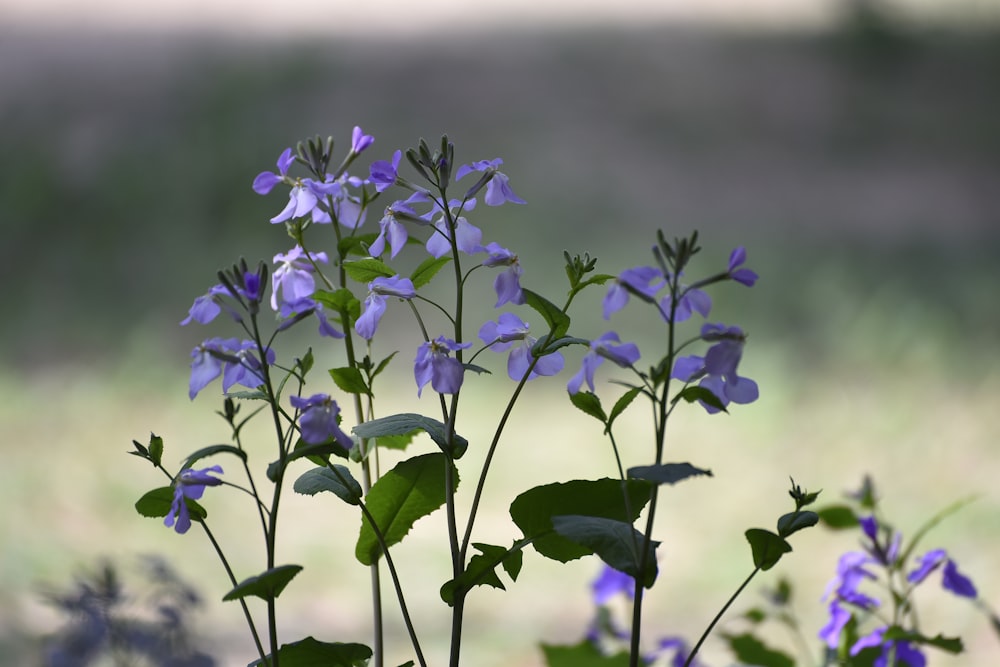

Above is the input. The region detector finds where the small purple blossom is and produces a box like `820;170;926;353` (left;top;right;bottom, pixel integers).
271;245;328;310
851;627;926;667
350;126;374;154
164;465;223;534
269;179;321;224
425;198;483;258
180;284;230;325
370;200;417;259
481;242;525;307
369;150;402;193
414;336;472;396
859;515;901;566
647;636;705;667
279;297;344;338
567;332;640;395
188;338;274;399
455;158;526;206
602;266;664;319
591;564;634;605
290;393;353;448
356;276;416;340
908;549;977;598
478;313;564;381
659;286;712;322
252;148;295;195
727;246;759;287
818;600;853;649
671;324;758;413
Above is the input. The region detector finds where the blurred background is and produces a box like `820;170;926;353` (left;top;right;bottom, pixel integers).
2;0;999;664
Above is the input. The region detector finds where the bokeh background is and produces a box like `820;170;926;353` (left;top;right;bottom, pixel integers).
2;0;999;664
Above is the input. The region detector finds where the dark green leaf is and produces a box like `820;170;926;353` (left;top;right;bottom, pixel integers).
530;335;589;356
353;413;468;459
372;351;398;379
541;640;630;667
181;444;247;470
248;637;372;667
223;565;303;602
722;633;795;667
744;608;767;624
297;349;314;376
135;487;206;522
147;434;163;467
339;233;379;258
356;453;457;566
628;463;713;486
226;390;269;400
816;505;858;529
342;258;395;283
607;387;642;430
673;385;727;412
522;288;571;338
551;515;659;588
569;391;606;423
882;627;963;654
410;256;452;288
313;288;362;322
776;510;819;538
745;528;793;571
294;466;363;506
329;366;370;396
268;440;349;481
440;540;528;606
510;478;653;563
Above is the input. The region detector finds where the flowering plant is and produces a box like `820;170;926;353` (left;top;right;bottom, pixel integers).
128;128;989;667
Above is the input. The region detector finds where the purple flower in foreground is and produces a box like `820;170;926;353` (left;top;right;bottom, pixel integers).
455;158;526;206
908;549;977;598
356;275;416;340
279;297;344;338
271;245;328;310
370;200;418;259
414;336;472;396
671;323;758;413
369;150;402;193
727;246;759;287
602;266;664;319
818;599;853;649
567;332;640;395
592;564;634;605
252;148;295;195
290;393;353;448
350;125;374;154
269;179;322;224
851;627;926;667
180;284;230;325
822;551;881;610
481;242;525;307
478;313;564;381
164;465;223;534
425;198;483;258
188;338;274;399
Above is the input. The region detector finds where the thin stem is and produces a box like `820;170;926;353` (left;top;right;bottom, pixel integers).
684;567;761;667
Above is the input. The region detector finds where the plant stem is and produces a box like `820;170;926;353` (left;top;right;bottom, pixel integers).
685;567;761;667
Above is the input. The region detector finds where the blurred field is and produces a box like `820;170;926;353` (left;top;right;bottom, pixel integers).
2;8;1000;667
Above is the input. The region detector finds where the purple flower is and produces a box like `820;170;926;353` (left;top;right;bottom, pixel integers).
727;246;759;287
188;338;274;399
851;627;926;667
369;150;402;193
659;286;712;322
252;148;295;195
271;245;328;310
647;636;705;667
481;242;525;307
591;564;634;605
671;324;758;413
567;332;640;395
425;198;483;258
164;465;223;534
180;284;230;325
859;515;901;566
279;297;344;338
478;313;564;381
356;276;416;340
290;393;353;448
908;549;977;598
414;336;472;396
818;600;853;649
370;200;417;259
822;551;881;610
270;179;321;224
602;266;664;319
350;126;374;155
455;158;526;206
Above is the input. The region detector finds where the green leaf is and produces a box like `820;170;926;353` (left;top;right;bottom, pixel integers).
673;385;727;412
134;487;206;522
375;430;420;451
181;444;247;470
147;434;163;467
776;510;819;538
297;349;315;376
410;256;452;288
628;463;713;486
522;288;571;338
371;351;398;380
353;413;468;459
722;633;795;667
226;389;269;400
248;637;372;667
541;640;630;667
551;515;659;588
440;540;527;606
606;387;642;430
339;233;379;259
569;391;606;423
530;335;589;357
816;505;858;529
222;564;303;602
356;453;457;566
294;465;363;506
510;478;653;563
745;528;793;571
268;440;350;481
342;258;395;283
329;366;371;396
882;627;964;654
313;288;362;322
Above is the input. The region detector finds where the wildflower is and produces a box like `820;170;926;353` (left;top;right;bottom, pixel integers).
647;636;705;667
369;200;419;259
271;245;328;310
567;332;640;395
164;465;223;534
414;336;472;396
356;276;416;340
908;549;977;598
290;394;353;448
851;626;926;667
727;246;759;286
279;297;344;338
455;158;526;206
252;148;295;195
188;338;273;399
602;266;664;319
350;126;374;155
425;198;482;258
671;324;758;413
818;599;853;649
481;242;525;307
369;150;402;193
592;564;634;605
478;313;564;381
180;285;229;325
